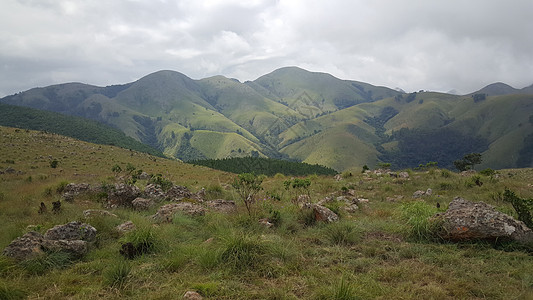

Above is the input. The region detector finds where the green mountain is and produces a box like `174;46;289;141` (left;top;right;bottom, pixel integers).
1;67;532;171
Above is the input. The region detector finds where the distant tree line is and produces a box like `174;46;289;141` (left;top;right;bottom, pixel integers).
188;156;337;176
0;103;164;157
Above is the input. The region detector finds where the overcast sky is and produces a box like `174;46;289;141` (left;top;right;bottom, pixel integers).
1;0;533;97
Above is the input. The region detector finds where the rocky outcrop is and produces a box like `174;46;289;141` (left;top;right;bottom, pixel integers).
303;204;339;223
434;197;533;244
205;199;236;213
108;183;141;207
44;221;97;242
165;185;193;201
83;209;117;218
132;197;154;211
2;221;97;261
144;184;165;200
413;188;432;198
152;203;206;222
116;221;136;234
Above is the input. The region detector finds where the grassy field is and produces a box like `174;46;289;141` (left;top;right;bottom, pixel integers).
1;126;533;299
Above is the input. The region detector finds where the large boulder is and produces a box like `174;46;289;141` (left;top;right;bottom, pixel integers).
40;239;88;258
205;199;236;213
434;197;533;244
108;183;141;207
2;231;45;261
304;204;339;223
132;197;154;211
165;185;192;201
152;203;206;222
44;221;97;242
144;184;165;200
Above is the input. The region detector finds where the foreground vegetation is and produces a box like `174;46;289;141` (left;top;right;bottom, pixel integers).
1;126;533;299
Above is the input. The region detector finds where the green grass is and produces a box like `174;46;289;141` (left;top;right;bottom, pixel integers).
1;126;533;299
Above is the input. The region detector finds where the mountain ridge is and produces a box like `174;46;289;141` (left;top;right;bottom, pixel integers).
2;67;532;171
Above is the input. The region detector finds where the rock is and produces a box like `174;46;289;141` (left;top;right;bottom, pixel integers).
132;197;154;211
434;197;533;244
344;203;359;213
61;183;91;202
83;209;117;218
4;167;16;174
116;221;136;234
2;231;44;261
165;185;192;201
183;291;203;300
398;172;410;179
205;199;236;213
305;204;339;223
296;194;311;204
41;239;87;258
334;174;343;181
259;218;274;228
426;188;433;196
144;184;165;200
108;183;141;207
44;221;97;242
153;203;206;222
412;190;426;198
138;171;150;180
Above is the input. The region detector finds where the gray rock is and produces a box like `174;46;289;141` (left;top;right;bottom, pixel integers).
83;209;117;218
434;197;533;244
183;291;203;300
108;183;141;207
116;221;136;234
165;185;192;201
144;184;165;200
44;221;97;242
413;190;426;198
132;197;154;211
41;239;87;258
2;231;44;261
205;199;236;213
138;171;150;180
398;172;410;179
153;202;206;222
304;204;339;223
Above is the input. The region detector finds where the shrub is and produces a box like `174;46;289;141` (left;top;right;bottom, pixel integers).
232;173;264;216
480;168;496;176
503;189;533;229
104;259;131;288
148;174;173;192
400;201;440;241
49;160;59;168
325;221;361;246
220;232;268;271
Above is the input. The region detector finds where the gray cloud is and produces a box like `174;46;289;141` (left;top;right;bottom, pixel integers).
1;0;532;96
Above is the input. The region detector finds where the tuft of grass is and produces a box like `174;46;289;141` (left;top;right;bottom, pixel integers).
220;232;269;272
0;282;27;300
400;201;440;241
333;276;358;300
20;251;74;275
103;259;131;288
325;221;362;246
120;224;160;257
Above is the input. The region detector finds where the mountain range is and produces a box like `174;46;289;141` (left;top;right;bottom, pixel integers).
1;66;532;171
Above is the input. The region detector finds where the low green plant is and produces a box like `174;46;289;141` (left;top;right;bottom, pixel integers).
232;173;264;216
298;206;317;227
20;251;74;275
332;276;357;300
49;160;58;168
148;174;174;191
55;181;69;194
503;189;533;229
121;225;160;257
0;282;27;300
103;259;131;288
325;221;361;246
480;168;496;176
220;232;268;271
400;201;440;241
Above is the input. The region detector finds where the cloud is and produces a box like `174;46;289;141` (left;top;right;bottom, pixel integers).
1;0;532;96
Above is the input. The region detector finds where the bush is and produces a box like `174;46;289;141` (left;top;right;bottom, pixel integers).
503;189;533;229
220;232;268;271
400;201;440;241
325;221;361;246
480;168;496;176
104;259;131;288
49;160;59;168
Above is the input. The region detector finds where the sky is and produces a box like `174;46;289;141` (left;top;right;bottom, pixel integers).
1;0;533;97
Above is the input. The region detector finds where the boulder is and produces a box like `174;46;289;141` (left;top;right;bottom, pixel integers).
44;221;97;242
108;183;141;207
304;204;339;223
83;209;117;218
398;172;410;179
413;190;426;198
434;197;533;244
61;183;91;202
205;199;236;213
138;171;150;180
165;185;192;201
132;197;154;211
116;221;136;234
2;231;45;261
41;239;87;258
153;203;206;222
144;184;165;200
344;203;359;213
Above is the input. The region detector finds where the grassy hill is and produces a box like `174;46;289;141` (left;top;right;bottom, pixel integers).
1;126;533;299
1;68;532;171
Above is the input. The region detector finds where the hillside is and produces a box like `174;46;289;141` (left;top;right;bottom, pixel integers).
1;67;532;171
0;103;164;157
1;126;533;299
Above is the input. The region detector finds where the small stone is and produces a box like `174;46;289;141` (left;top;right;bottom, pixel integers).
183;291;203;300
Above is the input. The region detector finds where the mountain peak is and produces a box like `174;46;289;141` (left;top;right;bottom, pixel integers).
472;82;517;96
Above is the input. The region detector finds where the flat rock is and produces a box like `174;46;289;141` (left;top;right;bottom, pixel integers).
153;202;206;222
44;221;97;242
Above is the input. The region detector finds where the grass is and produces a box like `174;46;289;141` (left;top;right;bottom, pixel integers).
1;126;533;299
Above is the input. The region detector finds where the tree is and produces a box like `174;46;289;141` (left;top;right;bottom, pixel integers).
454;153;482;171
232;173;264;216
